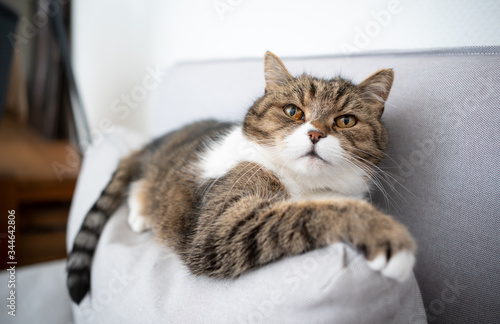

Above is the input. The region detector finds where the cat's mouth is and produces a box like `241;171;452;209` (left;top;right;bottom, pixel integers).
303;149;328;164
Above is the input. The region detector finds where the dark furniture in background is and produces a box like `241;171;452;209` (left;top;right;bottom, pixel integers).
0;0;84;270
0;2;18;123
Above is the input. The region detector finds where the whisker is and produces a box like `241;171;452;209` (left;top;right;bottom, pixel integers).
341;154;391;208
343;144;416;200
343;152;406;212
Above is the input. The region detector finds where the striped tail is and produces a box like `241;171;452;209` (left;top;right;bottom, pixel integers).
67;155;139;304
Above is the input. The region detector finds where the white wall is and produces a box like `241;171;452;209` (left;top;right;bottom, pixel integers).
72;0;500;136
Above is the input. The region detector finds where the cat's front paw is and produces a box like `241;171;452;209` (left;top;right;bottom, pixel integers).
358;212;416;282
367;249;415;282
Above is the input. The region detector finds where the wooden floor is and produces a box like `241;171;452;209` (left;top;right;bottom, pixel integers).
0;116;80;269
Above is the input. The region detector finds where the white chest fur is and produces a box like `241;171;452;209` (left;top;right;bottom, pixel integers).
197;126;369;200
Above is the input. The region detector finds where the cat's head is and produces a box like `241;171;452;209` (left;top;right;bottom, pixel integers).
243;52;393;192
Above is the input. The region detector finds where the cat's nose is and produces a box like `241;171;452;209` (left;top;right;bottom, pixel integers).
307;131;325;144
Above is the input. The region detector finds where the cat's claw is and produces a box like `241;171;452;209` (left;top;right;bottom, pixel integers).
382;250;415;281
368;250;415;282
367;254;387;271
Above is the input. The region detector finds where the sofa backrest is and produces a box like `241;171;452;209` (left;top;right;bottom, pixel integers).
153;47;500;324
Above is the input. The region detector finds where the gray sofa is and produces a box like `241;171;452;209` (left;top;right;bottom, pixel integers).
1;46;498;324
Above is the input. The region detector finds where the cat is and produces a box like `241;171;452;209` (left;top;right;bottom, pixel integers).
67;51;416;304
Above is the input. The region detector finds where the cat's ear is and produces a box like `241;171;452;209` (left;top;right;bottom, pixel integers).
264;51;294;92
358;69;394;117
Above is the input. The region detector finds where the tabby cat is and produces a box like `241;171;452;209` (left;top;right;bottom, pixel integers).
67;52;416;304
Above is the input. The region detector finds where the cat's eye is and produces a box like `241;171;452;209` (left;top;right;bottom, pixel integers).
335;115;357;128
283;104;304;121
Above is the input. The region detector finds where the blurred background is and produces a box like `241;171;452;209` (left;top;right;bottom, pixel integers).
0;0;498;269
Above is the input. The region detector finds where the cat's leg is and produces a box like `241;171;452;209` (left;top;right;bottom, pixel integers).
127;180;152;233
186;196;416;282
171;162;415;282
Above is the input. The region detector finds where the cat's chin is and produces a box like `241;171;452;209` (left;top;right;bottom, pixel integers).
293;155;333;175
